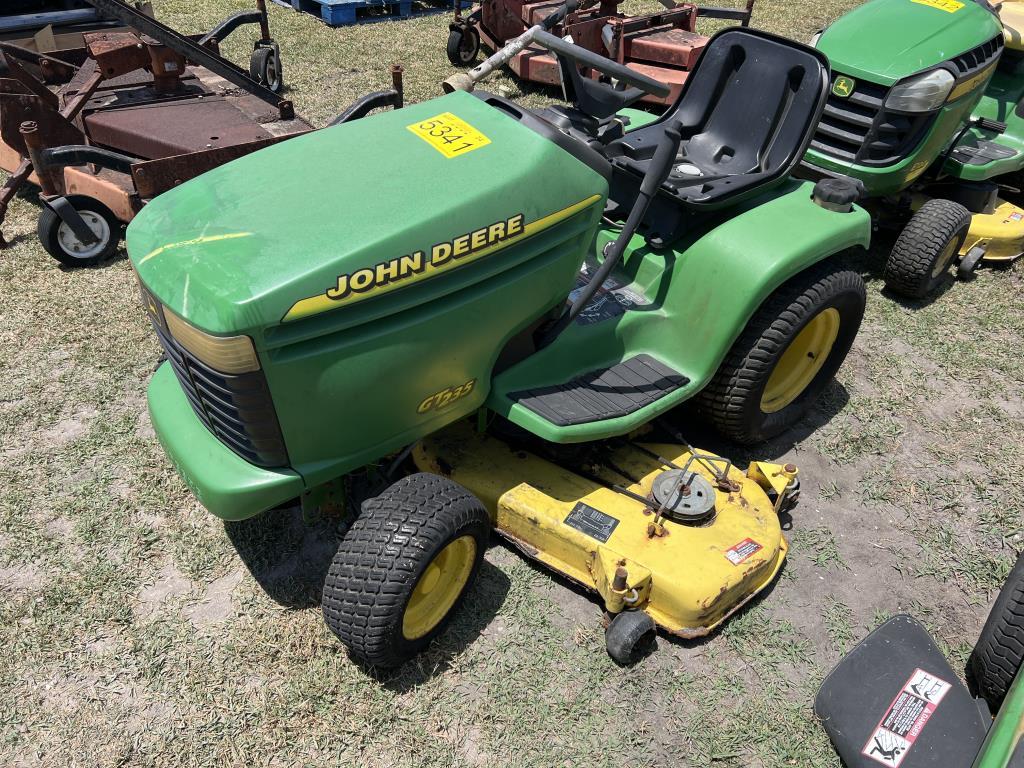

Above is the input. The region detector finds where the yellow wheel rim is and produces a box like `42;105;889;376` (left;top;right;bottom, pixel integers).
931;239;959;278
402;535;477;640
760;308;841;414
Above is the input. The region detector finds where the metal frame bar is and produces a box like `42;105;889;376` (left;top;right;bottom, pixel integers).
83;0;293;118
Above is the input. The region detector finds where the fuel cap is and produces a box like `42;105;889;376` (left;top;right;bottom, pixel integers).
812;177;861;212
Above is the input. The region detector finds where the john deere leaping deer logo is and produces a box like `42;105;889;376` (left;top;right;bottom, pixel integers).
832;76;856;98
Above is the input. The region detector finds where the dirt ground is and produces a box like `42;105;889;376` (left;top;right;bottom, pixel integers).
0;0;1022;766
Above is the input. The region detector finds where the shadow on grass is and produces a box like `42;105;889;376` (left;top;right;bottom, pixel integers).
224;504;339;609
667;377;852;466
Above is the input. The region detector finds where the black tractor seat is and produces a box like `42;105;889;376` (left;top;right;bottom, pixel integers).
608;28;830;212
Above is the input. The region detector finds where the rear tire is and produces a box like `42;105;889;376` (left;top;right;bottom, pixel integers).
695;260;866;445
322;473;490;669
969;551;1024;713
446;26;480;67
38;195;121;267
884;199;971;298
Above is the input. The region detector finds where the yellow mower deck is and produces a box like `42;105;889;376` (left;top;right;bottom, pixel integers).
414;421;795;638
962;197;1024;263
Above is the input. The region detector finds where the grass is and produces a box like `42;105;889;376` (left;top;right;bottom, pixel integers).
0;0;1022;765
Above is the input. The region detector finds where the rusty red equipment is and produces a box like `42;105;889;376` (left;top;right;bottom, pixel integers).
0;0;405;267
446;0;755;105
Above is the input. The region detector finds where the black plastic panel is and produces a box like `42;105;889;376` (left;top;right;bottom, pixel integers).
815;615;988;768
511;354;688;427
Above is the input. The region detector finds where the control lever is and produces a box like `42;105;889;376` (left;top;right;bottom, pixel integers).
538;119;684;348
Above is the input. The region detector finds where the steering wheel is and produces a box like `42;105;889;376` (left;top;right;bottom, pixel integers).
532;29;670;101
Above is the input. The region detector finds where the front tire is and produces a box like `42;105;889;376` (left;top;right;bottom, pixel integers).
696;260;866;445
38;196;121;267
322;473;490;669
884;199;971;298
446;26;480;67
969;552;1024;712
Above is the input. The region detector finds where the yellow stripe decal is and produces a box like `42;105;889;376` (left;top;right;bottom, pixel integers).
138;232;253;264
282;194;603;323
948;60;997;102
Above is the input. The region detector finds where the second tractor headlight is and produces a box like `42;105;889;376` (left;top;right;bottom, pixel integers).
885;69;955;113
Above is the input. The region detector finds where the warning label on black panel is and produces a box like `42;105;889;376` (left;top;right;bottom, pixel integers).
861;668;952;767
563;502;619;543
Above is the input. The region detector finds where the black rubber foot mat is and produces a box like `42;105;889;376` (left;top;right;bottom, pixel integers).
511;354;688;427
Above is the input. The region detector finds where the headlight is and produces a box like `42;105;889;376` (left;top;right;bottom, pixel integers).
885;69;955;113
164;310;261;374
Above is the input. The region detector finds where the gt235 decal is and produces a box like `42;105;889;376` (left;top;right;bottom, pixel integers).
418;379;476;414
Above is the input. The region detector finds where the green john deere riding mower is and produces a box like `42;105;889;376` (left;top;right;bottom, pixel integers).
817;551;1024;768
803;0;1024;298
128;27;871;667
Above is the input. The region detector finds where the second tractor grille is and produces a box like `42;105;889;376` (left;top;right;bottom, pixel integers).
810;75;935;166
151;321;289;468
950;35;1003;78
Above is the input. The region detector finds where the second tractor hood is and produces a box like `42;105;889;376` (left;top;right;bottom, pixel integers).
127;90;607;335
817;0;1002;85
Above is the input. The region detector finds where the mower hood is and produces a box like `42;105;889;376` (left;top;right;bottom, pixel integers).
127;91;608;335
817;0;1002;85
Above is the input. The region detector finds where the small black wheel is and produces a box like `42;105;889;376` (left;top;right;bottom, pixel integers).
605;610;657;665
969;551;1024;713
250;46;283;94
446;26;480;67
884;199;971;298
38;195;121;267
695;259;866;444
958;245;986;281
322;473;490;669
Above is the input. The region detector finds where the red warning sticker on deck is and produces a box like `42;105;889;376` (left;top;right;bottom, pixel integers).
724;538;763;565
861;668;952;767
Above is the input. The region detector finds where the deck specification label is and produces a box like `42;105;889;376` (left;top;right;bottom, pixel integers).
564;502;619;543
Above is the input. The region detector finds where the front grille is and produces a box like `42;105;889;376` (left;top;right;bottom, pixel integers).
810;77;935;166
151;320;289;468
950;35;1003;78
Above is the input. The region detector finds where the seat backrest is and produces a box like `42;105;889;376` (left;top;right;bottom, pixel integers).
669;28;828;180
610;28;829;211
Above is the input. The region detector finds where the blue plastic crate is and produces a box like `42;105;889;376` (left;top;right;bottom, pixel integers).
282;0;415;26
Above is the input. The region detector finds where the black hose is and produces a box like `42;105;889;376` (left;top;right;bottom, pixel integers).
538;119;683;348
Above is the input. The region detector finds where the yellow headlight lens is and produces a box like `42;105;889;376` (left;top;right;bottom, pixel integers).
164;310;260;374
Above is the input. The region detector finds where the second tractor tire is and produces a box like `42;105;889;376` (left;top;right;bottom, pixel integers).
695;259;866;445
38;196;121;268
446;26;480;67
884;199;971;298
322;473;490;669
968;551;1024;713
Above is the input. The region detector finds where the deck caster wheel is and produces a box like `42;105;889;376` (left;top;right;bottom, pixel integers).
321;473;490;669
605;610;656;665
250;45;283;93
884;199;971;298
969;551;1024;713
38;195;121;267
446;25;480;67
958;245;986;281
695;259;866;444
